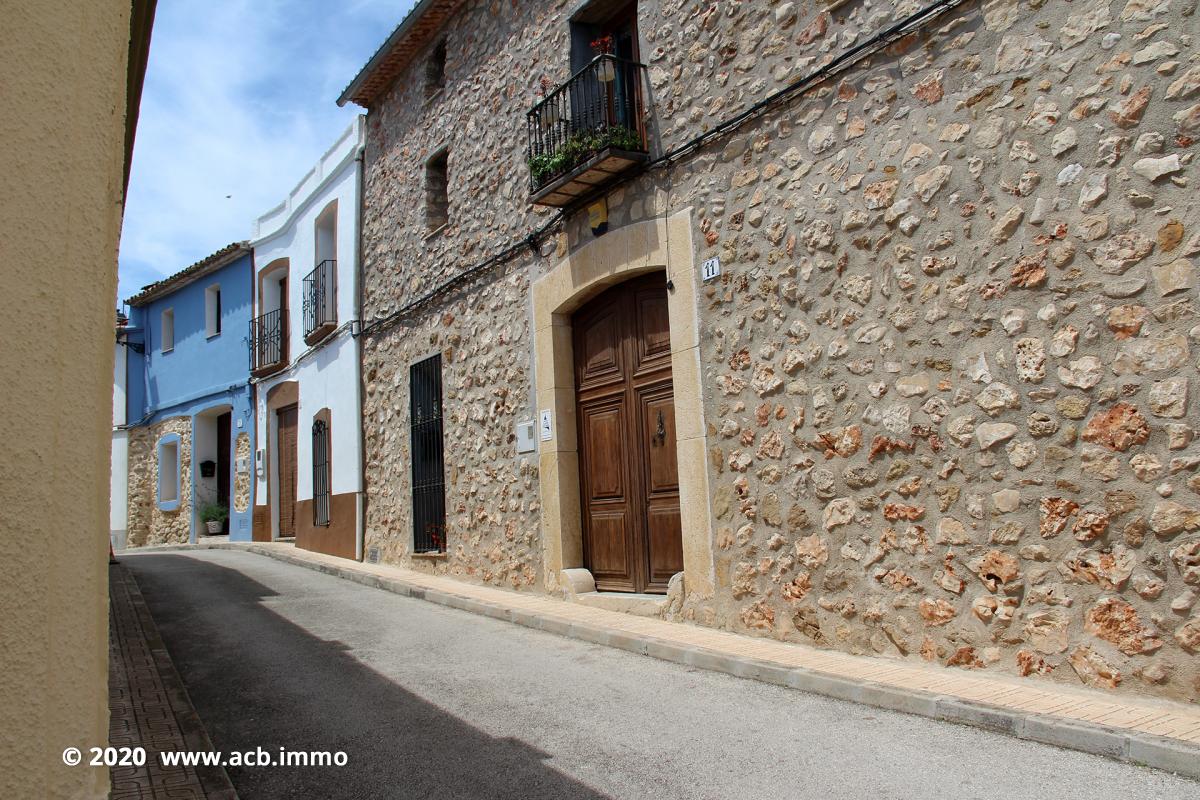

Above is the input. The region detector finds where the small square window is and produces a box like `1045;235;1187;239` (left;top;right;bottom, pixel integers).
205;285;222;337
425;40;446;100
161;308;175;352
426;149;449;231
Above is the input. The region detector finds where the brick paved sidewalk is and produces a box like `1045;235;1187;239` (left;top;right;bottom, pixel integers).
130;540;1200;781
109;563;236;799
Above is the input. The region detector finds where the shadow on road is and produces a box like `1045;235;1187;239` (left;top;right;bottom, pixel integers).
125;554;609;800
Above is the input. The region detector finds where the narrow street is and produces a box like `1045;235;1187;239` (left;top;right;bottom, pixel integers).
124;550;1195;800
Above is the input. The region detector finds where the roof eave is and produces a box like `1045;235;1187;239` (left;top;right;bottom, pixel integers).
125;242;252;307
336;0;462;108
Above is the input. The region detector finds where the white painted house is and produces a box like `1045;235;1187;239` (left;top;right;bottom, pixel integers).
249;117;365;560
111;313;131;551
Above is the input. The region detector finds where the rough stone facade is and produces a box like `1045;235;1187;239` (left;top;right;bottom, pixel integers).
233;431;251;514
361;272;542;588
359;0;1200;701
126;417;192;547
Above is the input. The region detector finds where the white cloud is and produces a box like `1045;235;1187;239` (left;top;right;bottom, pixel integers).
118;0;410;301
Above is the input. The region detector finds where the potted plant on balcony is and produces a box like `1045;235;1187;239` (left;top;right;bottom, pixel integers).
591;35;616;81
199;502;228;535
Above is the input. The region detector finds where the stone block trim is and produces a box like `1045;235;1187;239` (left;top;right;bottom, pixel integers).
127;417;192;547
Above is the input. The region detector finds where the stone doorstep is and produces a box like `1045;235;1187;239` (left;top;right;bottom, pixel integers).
121;542;1200;783
573;591;667;618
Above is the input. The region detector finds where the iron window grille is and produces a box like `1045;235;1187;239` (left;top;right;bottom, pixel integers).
312;418;331;528
302;260;337;338
249;308;286;372
409;354;446;553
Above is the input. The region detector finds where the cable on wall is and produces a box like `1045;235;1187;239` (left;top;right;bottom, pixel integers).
356;0;973;340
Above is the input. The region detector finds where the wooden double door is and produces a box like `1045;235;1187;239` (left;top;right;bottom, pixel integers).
573;273;683;594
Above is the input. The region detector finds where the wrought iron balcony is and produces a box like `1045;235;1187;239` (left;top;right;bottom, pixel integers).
302;259;337;345
249;308;287;376
526;54;650;207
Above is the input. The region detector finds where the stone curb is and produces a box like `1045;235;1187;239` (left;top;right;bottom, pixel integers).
124;543;1200;782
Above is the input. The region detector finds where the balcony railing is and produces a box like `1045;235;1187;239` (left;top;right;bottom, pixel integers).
249;308;287;375
526;54;650;206
302;259;336;343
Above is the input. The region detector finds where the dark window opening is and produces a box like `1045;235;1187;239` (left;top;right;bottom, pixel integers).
214;288;222;335
426;149;449;231
425;39;446;100
312;416;331;528
410;354;446;553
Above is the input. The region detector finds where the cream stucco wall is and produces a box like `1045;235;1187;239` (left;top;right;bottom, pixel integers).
0;3;137;797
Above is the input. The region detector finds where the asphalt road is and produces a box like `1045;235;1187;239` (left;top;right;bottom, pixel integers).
123;550;1197;800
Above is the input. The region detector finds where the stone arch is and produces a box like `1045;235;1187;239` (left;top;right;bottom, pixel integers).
532;209;714;603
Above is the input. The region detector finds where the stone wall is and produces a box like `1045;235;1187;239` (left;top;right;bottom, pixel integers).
359;0;571;587
126;417;192;547
360;0;1200;699
234;431;251;514
361;269;542;588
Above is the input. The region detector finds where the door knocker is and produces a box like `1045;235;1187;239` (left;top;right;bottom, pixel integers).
654;409;666;445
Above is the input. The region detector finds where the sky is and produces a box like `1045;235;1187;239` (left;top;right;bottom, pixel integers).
118;0;415;304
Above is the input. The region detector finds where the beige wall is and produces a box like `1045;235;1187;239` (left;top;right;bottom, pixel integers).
0;2;138;797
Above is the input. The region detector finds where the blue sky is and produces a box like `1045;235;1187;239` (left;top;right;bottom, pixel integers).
118;0;414;303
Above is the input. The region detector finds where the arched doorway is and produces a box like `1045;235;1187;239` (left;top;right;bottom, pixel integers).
572;272;682;593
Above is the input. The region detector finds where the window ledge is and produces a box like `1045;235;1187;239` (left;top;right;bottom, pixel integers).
424;222;449;240
423;87;445;106
206;332;221;340
158;499;181;512
411;551;447;560
304;321;338;347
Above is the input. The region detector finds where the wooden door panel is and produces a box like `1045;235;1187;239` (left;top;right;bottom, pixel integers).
576;306;623;390
586;509;632;588
632;287;672;374
582;403;626;500
639;388;679;495
645;504;684;588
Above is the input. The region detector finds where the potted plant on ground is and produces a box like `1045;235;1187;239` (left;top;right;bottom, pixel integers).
199;502;228;535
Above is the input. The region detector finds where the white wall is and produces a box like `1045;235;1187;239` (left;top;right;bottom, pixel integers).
251;116;364;513
110;339;128;548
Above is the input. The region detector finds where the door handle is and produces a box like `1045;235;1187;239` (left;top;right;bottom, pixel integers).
654;409;666;444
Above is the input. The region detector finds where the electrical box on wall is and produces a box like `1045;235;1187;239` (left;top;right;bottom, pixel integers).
236;457;249;474
516;420;536;453
254;449;264;477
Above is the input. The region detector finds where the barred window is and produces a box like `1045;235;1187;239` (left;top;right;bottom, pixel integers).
312;415;331;527
410;355;446;553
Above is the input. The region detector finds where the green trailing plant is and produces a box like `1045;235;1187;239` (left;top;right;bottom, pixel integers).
199;502;229;523
528;125;644;186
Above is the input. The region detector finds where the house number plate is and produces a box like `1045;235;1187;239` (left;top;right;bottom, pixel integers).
701;257;721;282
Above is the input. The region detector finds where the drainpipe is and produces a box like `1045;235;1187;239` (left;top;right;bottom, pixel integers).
353;137;367;562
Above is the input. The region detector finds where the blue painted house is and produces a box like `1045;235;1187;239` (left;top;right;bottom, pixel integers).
117;243;257;546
